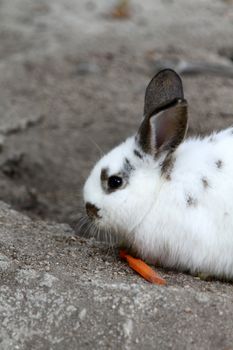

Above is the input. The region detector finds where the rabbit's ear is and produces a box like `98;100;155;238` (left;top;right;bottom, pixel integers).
144;69;184;117
138;69;188;155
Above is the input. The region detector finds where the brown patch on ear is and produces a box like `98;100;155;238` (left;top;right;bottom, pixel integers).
138;114;152;154
161;154;175;180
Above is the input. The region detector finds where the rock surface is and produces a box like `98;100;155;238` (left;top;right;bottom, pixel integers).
0;201;233;350
0;0;233;349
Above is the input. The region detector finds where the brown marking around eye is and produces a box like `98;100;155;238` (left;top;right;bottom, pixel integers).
100;168;110;193
101;167;127;194
216;160;223;169
101;168;109;182
186;195;198;207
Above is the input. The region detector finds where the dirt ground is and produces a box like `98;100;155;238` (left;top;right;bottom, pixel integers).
0;0;233;349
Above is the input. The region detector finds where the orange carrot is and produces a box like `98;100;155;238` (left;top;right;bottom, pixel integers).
120;249;166;285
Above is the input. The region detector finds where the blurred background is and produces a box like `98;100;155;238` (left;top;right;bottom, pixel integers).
0;0;232;228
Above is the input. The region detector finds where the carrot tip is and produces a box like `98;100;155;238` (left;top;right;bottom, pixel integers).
119;249;166;285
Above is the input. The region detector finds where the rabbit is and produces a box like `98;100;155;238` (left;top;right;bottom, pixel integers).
83;68;233;279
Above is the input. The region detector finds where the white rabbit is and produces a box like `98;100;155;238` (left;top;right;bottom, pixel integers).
83;69;233;279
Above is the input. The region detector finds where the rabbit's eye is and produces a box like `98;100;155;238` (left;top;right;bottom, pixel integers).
108;175;123;190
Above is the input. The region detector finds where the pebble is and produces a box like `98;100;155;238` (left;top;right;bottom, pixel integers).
76;62;100;75
39;273;58;288
195;293;210;304
79;308;87;321
184;307;192;313
123;319;133;338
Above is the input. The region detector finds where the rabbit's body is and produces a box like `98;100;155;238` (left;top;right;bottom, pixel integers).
132;128;233;277
83;69;233;279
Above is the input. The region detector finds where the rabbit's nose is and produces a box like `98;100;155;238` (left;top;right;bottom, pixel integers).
85;202;100;219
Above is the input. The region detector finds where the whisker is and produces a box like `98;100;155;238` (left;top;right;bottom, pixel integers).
75;215;88;232
78;217;93;238
86;135;104;157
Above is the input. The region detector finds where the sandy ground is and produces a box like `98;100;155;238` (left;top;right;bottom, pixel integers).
0;0;233;349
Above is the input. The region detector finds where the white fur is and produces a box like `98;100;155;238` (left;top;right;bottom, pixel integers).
84;127;233;279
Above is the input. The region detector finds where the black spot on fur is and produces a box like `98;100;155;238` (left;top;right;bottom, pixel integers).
134;149;143;159
216;160;223;169
186;195;197;207
201;177;210;189
209;136;216;143
124;158;135;172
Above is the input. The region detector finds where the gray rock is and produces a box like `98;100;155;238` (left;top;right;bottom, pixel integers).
0;201;232;349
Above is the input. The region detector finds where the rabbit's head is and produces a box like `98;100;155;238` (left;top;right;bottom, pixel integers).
83;69;188;241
